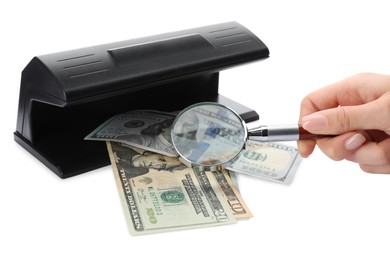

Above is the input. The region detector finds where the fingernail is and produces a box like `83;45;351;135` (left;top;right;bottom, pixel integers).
301;114;327;131
345;133;366;150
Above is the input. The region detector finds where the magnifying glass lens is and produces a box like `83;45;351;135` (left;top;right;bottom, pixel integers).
171;103;247;166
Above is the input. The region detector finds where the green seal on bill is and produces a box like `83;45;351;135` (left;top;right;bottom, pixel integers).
160;190;185;203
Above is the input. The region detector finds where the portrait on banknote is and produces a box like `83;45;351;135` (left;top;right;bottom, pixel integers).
109;142;187;179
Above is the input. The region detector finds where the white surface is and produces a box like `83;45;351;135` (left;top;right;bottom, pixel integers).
1;1;390;259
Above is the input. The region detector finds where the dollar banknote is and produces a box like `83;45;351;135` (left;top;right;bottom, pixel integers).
172;104;245;166
226;141;302;185
107;141;252;235
211;169;251;218
85;110;177;156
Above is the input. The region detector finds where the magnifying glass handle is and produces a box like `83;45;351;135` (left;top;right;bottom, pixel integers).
248;124;328;142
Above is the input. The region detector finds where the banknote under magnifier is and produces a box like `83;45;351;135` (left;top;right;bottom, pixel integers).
171;102;325;168
171;102;246;168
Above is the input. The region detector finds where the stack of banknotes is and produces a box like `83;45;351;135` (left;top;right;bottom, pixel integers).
85;110;302;235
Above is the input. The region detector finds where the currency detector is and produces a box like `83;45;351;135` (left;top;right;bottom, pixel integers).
14;21;269;178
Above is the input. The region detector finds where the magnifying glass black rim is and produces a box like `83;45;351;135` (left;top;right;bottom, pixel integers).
171;102;248;167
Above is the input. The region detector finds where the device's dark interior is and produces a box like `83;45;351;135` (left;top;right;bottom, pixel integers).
28;73;219;177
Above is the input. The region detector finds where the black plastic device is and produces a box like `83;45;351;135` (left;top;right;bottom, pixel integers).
14;21;269;178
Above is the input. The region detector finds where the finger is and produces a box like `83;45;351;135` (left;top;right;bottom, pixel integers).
315;133;361;161
297;139;316;158
299;73;390;119
301;99;389;135
359;164;390;174
345;138;390;166
301;73;390;111
298;132;366;159
314;131;390;171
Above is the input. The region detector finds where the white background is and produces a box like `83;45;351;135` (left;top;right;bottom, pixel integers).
1;1;390;259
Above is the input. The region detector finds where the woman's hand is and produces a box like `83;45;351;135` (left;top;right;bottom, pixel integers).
298;73;390;173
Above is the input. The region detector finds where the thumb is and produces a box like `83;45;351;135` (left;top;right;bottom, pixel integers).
301;103;385;135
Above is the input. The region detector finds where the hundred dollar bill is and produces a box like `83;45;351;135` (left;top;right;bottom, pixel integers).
226;141;302;185
85;110;177;156
107;141;250;235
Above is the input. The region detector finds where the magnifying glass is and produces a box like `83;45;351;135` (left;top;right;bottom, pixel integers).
171;102;322;168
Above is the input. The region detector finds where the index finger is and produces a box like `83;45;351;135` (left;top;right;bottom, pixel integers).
299;73;390;119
